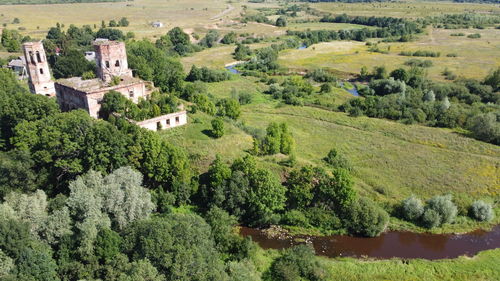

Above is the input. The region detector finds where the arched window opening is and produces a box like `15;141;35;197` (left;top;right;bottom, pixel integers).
36;51;42;63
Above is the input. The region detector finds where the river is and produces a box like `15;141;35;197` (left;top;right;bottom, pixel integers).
240;225;500;260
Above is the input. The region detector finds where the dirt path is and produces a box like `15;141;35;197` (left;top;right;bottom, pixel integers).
210;4;234;20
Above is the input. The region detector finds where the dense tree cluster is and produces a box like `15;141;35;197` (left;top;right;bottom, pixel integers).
422;13;500;29
253;122;295;156
1;29;30;52
186;65;231;83
242;39;300;73
266;76;314;105
199;155;287;226
127;39;185;93
341;66;500;144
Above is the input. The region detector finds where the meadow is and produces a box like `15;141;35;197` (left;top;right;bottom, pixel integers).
163;76;500;205
0;0;242;39
279;27;500;81
311;1;500;18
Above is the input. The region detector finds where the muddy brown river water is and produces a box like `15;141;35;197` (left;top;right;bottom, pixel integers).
240;225;500;260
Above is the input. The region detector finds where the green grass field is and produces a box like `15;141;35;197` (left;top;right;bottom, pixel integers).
318;249;500;281
163;77;500;206
0;0;242;39
312;1;500;18
279;27;500;81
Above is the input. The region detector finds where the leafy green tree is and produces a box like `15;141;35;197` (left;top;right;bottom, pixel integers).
262;122;282;155
12;110;130;193
0;219;32;259
0;151;39;199
346;197;389;237
372;66;388;79
320;83;332;93
468;113;500;145
66;167;154;258
245;166;286;225
227;260;260;281
0;249;14;280
1;29;21;52
122;214;226;280
96;28;125;41
0;69;59;149
270;245;326;281
483;67;500;91
205;207;251;261
390;68;409;83
276;16;288;27
121;258;166;281
119;17;130;27
127;40;185;92
15;247;60;281
324;148;351;170
167;27;190;46
95;228;122;263
52;49;95;79
211;118;225;138
234;44;252;60
217;98;241;120
280;123;294;155
221;32;237;44
1;190;71;245
199;29;219;48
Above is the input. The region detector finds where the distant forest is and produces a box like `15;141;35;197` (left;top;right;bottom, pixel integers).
0;0;124;5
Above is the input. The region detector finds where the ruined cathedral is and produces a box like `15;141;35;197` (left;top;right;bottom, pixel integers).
22;40;187;130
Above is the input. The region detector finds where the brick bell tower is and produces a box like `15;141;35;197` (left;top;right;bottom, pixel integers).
22;41;56;97
94;40;133;83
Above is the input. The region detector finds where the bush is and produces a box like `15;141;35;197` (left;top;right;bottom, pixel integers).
421;208;441;228
346;197;389;237
270;245;326;281
323;148;352;171
282;210;310;228
425;195;458;226
469;200;494;222
401;196;424;221
211;118;225;138
467;33;481;39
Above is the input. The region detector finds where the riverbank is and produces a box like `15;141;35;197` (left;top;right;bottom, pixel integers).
317;248;500;281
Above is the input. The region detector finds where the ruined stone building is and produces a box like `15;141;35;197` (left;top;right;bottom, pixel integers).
22;40;187;131
22;41;56;97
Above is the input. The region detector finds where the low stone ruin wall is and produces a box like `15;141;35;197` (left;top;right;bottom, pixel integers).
133;111;187;131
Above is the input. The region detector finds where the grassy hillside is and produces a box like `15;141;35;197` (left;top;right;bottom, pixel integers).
162;77;500;207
